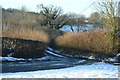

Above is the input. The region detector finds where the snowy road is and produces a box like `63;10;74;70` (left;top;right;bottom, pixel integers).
1;47;119;78
1;62;118;78
1;47;95;73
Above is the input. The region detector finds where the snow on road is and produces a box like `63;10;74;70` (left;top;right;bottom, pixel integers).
1;62;118;78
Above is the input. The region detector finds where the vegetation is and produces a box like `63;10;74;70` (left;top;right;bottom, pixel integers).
97;0;119;54
88;12;102;29
2;8;38;29
1;1;120;59
55;0;120;56
2;27;49;43
2;6;87;31
66;13;86;32
37;4;69;29
97;0;118;30
36;27;64;40
2;37;47;58
56;30;117;54
1;27;48;58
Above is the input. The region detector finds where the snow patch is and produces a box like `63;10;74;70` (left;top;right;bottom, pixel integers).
0;56;50;62
74;60;86;64
7;53;14;57
45;50;65;58
105;58;116;62
0;57;25;61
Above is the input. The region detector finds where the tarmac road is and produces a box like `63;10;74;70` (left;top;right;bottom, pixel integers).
1;47;95;73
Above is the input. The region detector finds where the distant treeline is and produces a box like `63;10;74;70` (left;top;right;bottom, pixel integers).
2;5;105;32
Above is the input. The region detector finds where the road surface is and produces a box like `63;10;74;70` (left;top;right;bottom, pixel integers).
1;47;96;73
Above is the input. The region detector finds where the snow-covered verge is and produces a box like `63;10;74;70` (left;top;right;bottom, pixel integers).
0;62;118;78
47;47;118;63
0;56;49;62
0;57;25;61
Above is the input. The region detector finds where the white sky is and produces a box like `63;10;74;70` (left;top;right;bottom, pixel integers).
0;0;98;17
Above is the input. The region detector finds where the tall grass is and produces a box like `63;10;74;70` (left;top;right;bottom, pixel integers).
56;30;118;54
2;27;49;43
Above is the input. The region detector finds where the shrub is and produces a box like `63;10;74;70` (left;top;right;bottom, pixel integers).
2;27;49;43
2;37;47;58
35;27;64;40
56;30;118;54
1;27;49;58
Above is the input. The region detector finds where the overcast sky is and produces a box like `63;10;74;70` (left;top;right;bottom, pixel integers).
0;0;98;17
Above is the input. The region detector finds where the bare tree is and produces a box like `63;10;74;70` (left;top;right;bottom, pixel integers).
37;4;69;29
67;13;86;32
88;12;103;29
97;0;119;31
97;0;119;53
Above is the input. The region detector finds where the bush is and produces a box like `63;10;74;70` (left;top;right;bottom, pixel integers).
56;30;118;54
2;37;47;58
1;27;49;58
2;27;49;43
35;27;64;40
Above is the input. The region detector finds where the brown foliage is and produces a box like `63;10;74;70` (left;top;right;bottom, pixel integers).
56;30;117;54
1;27;49;43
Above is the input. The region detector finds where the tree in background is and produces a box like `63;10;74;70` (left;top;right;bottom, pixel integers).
88;12;103;29
2;6;37;29
66;13;78;32
76;15;86;32
66;13;86;32
37;4;69;29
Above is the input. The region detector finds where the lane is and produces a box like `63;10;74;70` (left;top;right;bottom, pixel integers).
3;47;118;73
2;60;94;73
2;58;94;73
2;48;95;73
